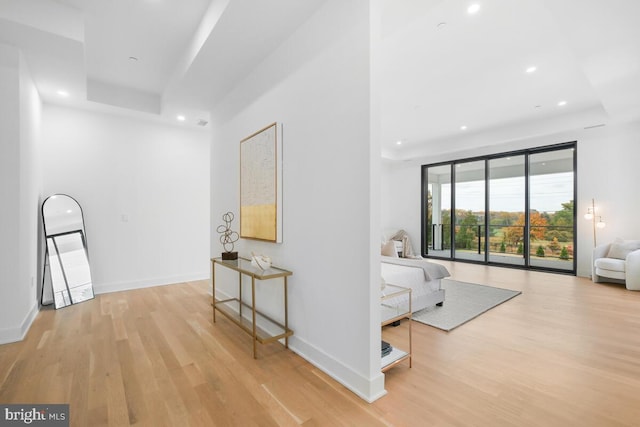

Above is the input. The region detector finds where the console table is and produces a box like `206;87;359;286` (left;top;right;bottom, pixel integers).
211;257;293;358
381;284;412;372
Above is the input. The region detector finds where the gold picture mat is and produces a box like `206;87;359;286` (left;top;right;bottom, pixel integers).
240;122;282;242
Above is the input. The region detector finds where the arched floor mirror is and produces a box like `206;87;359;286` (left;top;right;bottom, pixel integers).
42;194;95;309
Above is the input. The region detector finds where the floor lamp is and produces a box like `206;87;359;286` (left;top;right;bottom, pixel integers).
584;198;606;247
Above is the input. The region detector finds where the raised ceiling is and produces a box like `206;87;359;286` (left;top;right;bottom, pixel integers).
0;0;325;127
380;0;640;159
1;0;639;158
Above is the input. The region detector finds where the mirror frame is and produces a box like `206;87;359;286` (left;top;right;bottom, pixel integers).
41;194;95;309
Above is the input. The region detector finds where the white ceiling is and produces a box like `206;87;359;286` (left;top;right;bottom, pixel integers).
0;0;325;127
1;0;639;158
380;0;640;160
55;0;213;94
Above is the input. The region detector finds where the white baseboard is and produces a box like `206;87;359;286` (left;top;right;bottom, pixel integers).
211;288;386;402
0;301;39;345
93;273;209;295
288;336;387;403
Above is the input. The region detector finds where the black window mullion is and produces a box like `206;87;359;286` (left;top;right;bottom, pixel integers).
524;154;530;267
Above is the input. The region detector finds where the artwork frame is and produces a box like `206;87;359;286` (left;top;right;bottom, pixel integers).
240;122;282;242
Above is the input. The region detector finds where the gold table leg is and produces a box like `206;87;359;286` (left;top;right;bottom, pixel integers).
212;261;216;323
252;276;257;359
284;276;289;349
239;271;243;318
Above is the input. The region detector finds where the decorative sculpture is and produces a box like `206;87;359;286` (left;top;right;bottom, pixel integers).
251;252;272;270
217;212;239;260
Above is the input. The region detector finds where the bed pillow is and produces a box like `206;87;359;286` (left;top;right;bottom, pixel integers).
381;240;398;257
607;239;640;260
393;240;404;257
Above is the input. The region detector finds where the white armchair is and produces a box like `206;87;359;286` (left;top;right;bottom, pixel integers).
592;239;640;290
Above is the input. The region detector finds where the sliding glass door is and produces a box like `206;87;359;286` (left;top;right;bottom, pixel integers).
454;161;485;262
424;164;452;258
528;149;575;272
488;156;525;266
422;143;576;274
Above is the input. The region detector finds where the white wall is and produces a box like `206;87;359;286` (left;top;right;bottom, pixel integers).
210;0;385;402
381;120;640;277
575;121;640;273
0;45;41;344
41;105;211;294
381;159;421;250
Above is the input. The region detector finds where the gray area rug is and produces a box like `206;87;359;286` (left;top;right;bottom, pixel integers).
412;279;521;331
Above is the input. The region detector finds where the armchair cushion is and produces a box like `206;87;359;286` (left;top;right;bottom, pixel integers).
595;257;625;273
595;258;626;280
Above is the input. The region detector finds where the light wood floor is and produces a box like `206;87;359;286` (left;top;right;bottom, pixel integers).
2;262;640;426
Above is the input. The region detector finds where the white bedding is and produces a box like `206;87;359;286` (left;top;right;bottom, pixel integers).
381;256;450;281
381;262;441;294
381;257;449;313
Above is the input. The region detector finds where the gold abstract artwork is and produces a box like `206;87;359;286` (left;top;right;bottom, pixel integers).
240;123;279;242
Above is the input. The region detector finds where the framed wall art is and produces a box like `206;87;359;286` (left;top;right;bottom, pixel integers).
240;122;282;242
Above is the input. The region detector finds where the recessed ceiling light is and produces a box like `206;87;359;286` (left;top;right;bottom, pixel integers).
557;100;567;106
437;22;447;28
66;209;73;214
460;125;468;130
534;105;542;109
56;90;69;97
396;140;402;145
177;115;186;121
467;4;481;14
526;66;537;73
129;56;139;61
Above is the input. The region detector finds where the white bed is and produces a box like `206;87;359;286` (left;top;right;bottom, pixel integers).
381;256;449;313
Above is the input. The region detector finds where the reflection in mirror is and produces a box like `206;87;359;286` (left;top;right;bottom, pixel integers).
42;194;95;309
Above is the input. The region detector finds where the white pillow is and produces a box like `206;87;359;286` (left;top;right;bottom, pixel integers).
607;239;640;260
381;240;398;257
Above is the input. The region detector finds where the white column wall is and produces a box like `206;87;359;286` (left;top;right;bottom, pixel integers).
210;0;384;402
0;45;41;344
